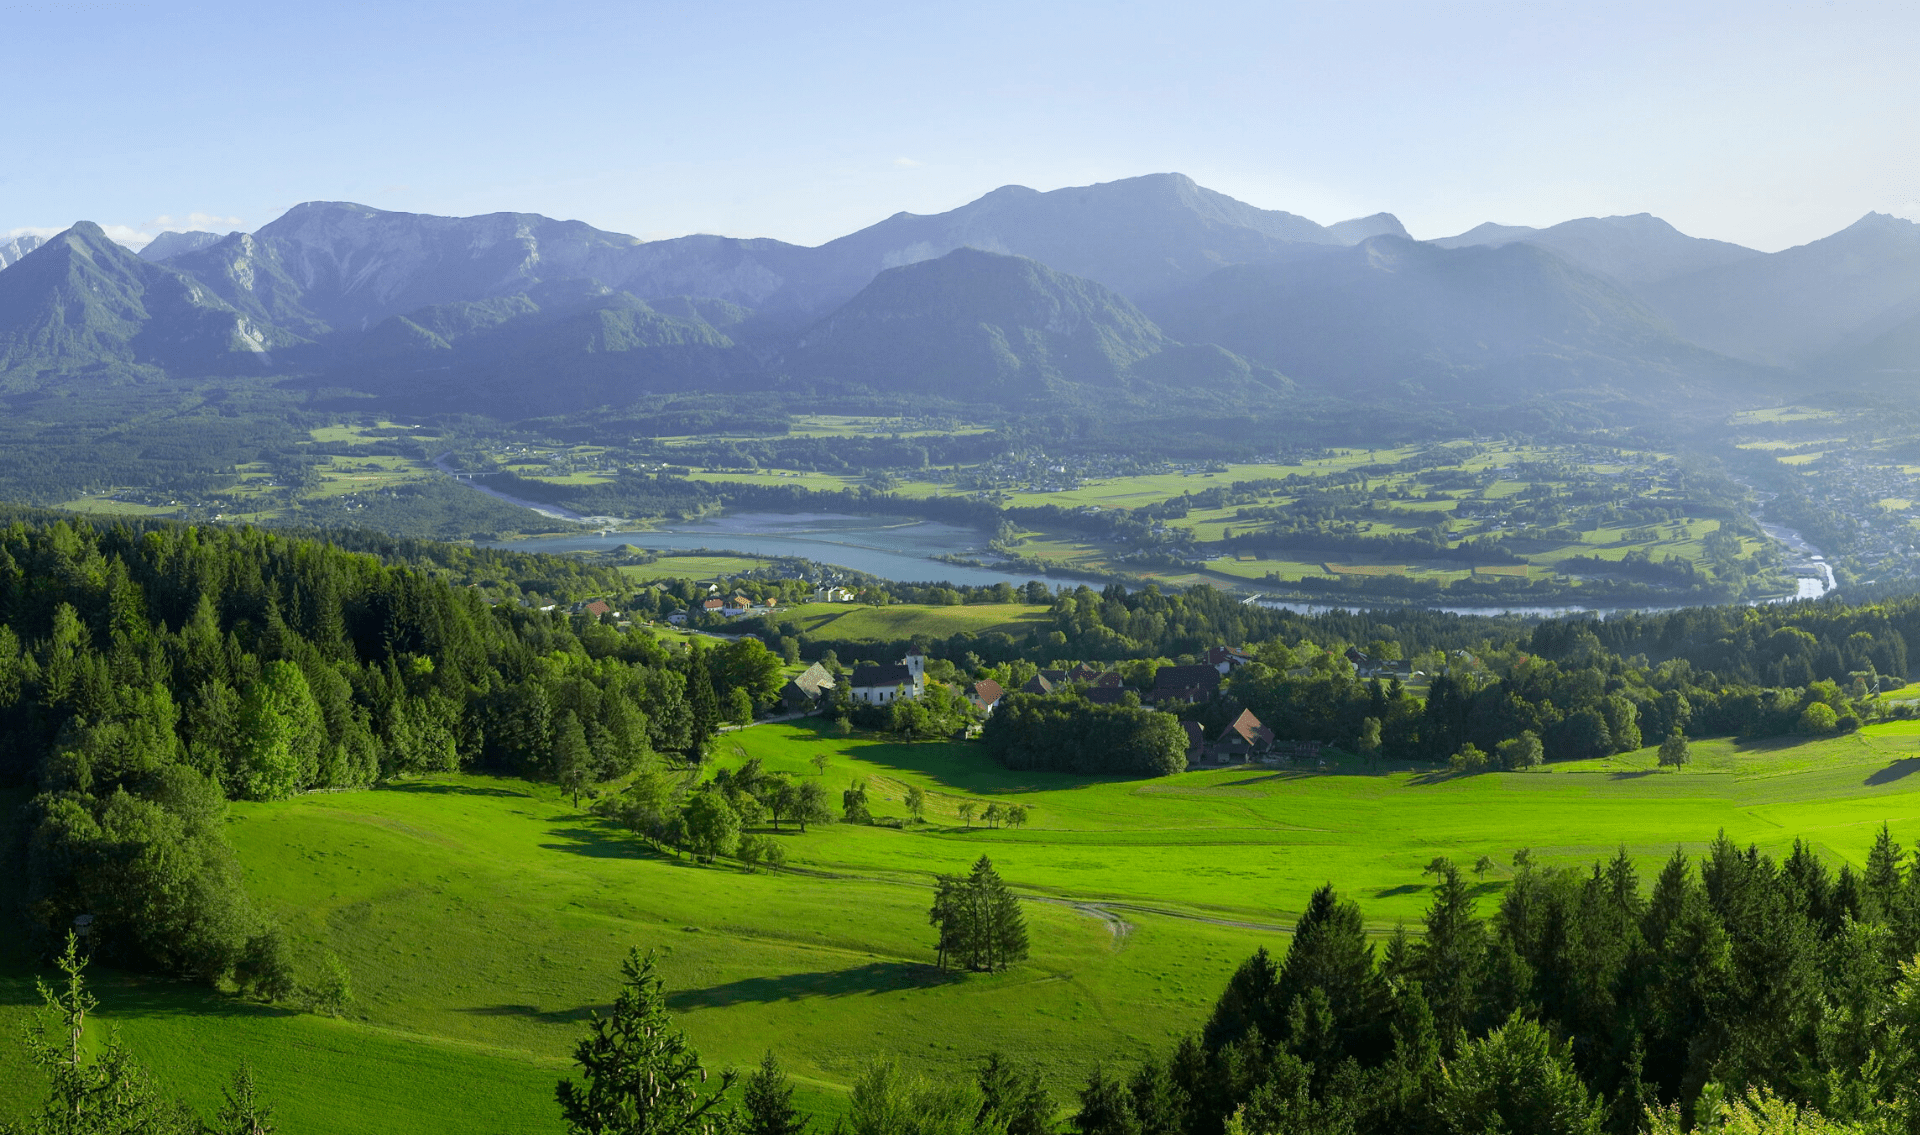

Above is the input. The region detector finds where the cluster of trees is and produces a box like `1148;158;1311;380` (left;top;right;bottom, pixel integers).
1064;829;1920;1135
929;855;1030;972
0;517;778;984
596;755;837;867
982;693;1188;777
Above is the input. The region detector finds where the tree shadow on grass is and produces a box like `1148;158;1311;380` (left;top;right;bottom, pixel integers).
381;782;532;798
1609;769;1660;780
459;1002;602;1026
1374;884;1425;899
540;819;674;862
1867;758;1920;786
85;976;301;1022
664;961;960;1011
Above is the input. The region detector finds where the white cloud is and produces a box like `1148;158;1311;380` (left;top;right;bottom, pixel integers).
4;226;62;241
892;157;923;168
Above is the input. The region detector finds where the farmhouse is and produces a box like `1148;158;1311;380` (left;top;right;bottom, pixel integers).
812;586;855;603
850;647;926;705
1151;664;1221;704
1213;709;1274;760
780;662;836;713
1206;646;1254;674
969;679;1004;713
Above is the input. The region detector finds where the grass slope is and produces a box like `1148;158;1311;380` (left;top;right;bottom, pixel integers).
6;722;1920;1131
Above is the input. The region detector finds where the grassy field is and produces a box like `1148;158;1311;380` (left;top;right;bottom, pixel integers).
8;720;1920;1132
618;555;788;582
781;602;1051;641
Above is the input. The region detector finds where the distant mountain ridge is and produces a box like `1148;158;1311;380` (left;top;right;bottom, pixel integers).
786;247;1282;403
1149;236;1764;402
1434;213;1761;285
0;175;1914;415
0;222;290;385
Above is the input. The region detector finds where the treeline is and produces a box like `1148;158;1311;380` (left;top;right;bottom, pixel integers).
981;692;1188;776
0;517;779;986
1065;830;1920;1134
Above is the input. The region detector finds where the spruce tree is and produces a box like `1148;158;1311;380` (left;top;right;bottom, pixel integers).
557;948;737;1135
1274;884;1388;1065
211;1060;276;1135
972;855;1028;972
1415;857;1487;1044
742;1051;808;1135
1864;823;1905;921
9;933;195;1135
1071;1066;1140;1135
554;710;592;807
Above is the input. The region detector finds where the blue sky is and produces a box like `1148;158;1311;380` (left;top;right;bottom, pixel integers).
6;0;1917;251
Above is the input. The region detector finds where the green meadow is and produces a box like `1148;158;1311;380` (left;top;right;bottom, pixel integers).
780;602;1052;641
6;720;1920;1132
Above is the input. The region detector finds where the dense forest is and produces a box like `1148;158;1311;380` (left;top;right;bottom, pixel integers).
0;516;780;988
1060;831;1920;1135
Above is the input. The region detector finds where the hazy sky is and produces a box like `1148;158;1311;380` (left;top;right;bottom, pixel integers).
7;0;1917;251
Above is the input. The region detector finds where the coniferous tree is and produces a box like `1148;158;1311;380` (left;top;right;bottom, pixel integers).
977;1052;1054;1135
927;856;1027;972
1274;884;1389;1065
1071;1066;1140;1135
975;855;1029;972
742;1051;808;1135
1415;858;1487;1045
556;948;738;1135
554;710;592;807
6;933;197;1135
210;1060;276;1135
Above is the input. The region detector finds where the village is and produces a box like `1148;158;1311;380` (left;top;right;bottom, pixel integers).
761;640;1422;770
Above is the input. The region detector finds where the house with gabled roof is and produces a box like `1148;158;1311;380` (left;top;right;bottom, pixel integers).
1214;710;1274;760
1151;664;1221;704
780;662;836;713
1207;646;1254;674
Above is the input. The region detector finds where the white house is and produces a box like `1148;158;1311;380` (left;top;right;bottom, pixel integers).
849;647;926;705
813;586;856;603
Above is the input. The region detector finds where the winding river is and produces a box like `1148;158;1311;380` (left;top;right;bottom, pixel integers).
477;486;1838;617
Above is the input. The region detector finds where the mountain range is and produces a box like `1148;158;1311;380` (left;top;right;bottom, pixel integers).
3;172;1916;417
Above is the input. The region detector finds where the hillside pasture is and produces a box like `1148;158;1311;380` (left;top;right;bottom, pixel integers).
7;721;1920;1132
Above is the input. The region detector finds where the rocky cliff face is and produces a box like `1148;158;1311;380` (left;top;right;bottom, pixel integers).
0;234;47;270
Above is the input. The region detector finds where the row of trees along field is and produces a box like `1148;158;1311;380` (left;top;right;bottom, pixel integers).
0;517;784;989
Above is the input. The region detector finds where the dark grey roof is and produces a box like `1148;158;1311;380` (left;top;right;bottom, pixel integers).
1153;664;1222;691
851;663;913;688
